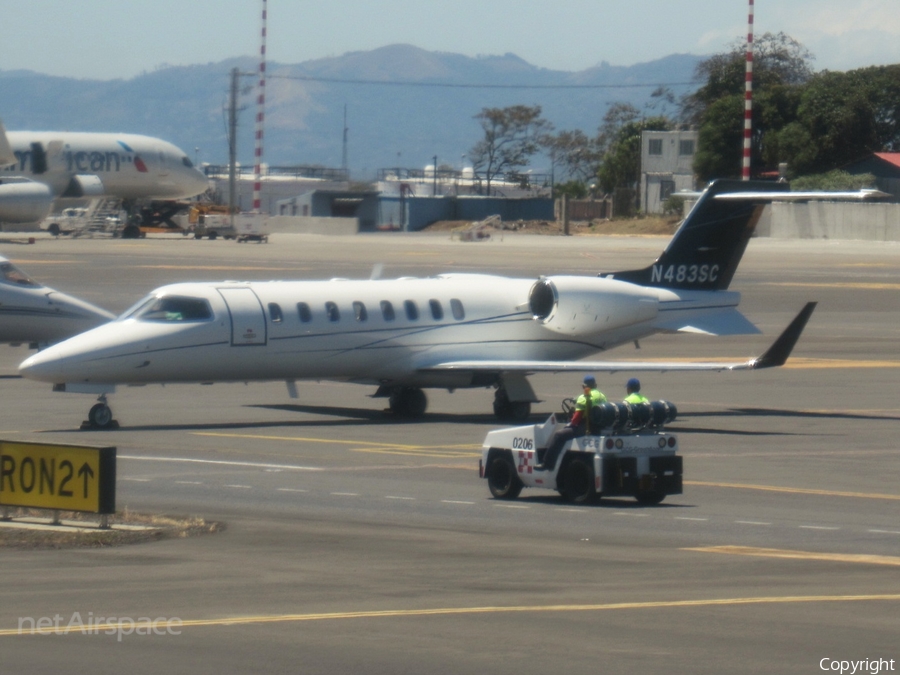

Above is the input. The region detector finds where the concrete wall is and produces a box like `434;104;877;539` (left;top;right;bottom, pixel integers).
756;202;900;241
267;216;359;236
378;196;554;231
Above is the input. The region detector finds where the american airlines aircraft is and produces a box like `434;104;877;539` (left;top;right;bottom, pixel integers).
0;119;209;225
19;180;842;428
0;253;114;346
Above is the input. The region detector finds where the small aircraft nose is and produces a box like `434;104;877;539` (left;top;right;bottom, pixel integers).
18;348;60;382
46;291;116;339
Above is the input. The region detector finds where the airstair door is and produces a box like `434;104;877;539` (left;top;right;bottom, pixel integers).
217;287;267;346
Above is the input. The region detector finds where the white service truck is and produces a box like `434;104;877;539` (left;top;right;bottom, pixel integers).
480;401;682;505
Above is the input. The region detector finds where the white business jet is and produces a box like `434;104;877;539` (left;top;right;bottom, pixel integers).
0;253;114;346
20;180;842;428
0;119;208;226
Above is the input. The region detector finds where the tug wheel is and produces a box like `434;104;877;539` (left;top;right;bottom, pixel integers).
636;491;665;505
487;456;523;500
560;458;596;504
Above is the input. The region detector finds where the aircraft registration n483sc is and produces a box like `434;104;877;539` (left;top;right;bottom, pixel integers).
0;119;209;225
19;180;836;428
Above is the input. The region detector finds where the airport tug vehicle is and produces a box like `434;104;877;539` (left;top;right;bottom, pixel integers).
480;400;681;505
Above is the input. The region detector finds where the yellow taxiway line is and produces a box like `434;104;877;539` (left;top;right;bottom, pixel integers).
686;546;900;567
764;282;900;291
4;594;900;637
684;480;900;501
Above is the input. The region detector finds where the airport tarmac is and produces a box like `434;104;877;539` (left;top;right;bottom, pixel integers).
1;233;898;674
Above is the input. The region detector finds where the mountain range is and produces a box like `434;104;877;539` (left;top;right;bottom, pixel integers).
0;44;702;179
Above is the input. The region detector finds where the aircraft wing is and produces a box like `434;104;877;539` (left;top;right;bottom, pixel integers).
422;302;816;375
653;307;761;336
0;119;15;167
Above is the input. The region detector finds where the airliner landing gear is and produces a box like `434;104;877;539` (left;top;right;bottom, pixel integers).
83;394;119;430
493;388;531;422
389;387;427;418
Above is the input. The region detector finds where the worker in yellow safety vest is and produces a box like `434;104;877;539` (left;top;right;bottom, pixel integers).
623;378;650;405
537;375;607;471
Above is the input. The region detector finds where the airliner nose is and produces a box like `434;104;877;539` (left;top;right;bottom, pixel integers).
190;168;210;197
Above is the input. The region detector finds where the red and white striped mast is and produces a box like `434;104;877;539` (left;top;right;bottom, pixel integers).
742;0;754;180
252;0;267;211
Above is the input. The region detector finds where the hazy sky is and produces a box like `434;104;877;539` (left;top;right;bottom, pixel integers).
2;0;899;80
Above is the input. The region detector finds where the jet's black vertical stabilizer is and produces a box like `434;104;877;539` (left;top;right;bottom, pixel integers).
605;179;789;291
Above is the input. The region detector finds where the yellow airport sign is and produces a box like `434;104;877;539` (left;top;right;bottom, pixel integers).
0;441;115;514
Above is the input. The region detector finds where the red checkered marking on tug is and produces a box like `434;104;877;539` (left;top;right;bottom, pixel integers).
517;451;534;474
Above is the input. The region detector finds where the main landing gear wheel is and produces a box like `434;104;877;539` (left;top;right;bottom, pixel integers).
492;389;531;422
389;387;427;418
486;456;523;500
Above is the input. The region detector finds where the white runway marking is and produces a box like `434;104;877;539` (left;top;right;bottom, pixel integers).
120;455;322;472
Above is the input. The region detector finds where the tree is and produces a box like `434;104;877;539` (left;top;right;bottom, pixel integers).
784;66;900;174
684;32;815;180
595;103;673;193
683;32;815;125
790;170;876;191
469;105;551;196
540;129;601;185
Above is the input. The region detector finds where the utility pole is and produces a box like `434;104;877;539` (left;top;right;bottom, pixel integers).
742;0;754;180
228;66;239;218
342;104;348;174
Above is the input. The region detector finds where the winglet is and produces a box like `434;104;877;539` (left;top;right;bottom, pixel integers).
0;119;16;167
750;302;817;369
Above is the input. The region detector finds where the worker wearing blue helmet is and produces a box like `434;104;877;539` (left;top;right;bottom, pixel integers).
623;377;649;404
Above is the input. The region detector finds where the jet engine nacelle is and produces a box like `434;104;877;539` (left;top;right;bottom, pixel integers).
529;276;658;335
0;181;54;223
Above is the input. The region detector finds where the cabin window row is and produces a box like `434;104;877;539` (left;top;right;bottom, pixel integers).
268;299;465;324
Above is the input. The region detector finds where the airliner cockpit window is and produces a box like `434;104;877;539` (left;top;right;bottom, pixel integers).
0;262;40;288
182;156;194;168
128;296;213;322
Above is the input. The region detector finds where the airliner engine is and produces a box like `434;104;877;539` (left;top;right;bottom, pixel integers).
529;276;658;335
0;181;54;223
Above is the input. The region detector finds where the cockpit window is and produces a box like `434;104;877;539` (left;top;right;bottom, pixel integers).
0;262;40;288
126;295;212;322
182;156;194;168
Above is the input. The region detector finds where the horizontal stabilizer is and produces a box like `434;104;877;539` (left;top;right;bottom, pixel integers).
715;190;889;202
423;303;816;375
654;308;761;336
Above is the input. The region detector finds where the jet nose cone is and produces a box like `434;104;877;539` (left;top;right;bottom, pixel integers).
45;291;115;342
48;291;116;322
18;349;57;382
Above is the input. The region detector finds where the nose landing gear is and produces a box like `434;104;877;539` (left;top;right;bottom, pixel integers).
82;394;119;430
